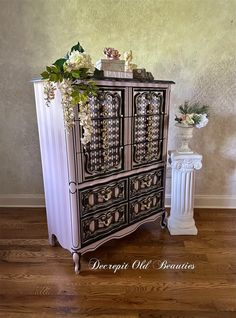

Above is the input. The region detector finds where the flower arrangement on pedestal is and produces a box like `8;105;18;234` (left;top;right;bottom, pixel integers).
41;42;97;145
175;101;209;153
175;101;209;128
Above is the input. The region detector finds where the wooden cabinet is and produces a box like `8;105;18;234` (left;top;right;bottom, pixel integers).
33;78;174;273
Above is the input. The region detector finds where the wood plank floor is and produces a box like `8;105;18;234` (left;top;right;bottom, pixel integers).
0;208;236;317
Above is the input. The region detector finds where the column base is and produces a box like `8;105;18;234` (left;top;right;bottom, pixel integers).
167;216;198;235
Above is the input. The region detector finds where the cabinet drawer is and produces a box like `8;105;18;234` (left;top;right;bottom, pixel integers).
81;203;128;246
132;89;165;117
132;140;163;168
81;146;125;180
129;167;164;198
129;190;164;223
79;178;128;216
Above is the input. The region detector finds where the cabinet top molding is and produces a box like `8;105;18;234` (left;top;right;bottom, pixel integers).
32;77;175;85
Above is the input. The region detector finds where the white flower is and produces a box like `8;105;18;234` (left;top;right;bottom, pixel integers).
179;113;195;126
44;81;57;106
185;114;195;125
64;50;95;74
195;113;209;129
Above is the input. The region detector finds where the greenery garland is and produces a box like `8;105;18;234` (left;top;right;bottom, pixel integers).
41;42;97;145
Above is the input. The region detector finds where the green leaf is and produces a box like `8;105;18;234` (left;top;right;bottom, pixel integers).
192;114;201;124
63;71;72;79
57;74;63;82
49;73;58;82
71;90;79;98
52;65;61;73
53;58;67;71
41;71;49;79
71;70;81;78
80;94;87;102
70;42;84;53
178;101;210;116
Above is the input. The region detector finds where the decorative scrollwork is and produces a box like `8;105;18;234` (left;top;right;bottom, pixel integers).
140;175;152;188
141;197;153;210
130;191;163;221
81;205;127;244
133;140;161;165
171;158;202;171
134;91;163;116
88;90;122;119
80;180;126;214
133;90;164;165
85;146;123;175
130;169;163;197
98;188;113;202
83;89;123;175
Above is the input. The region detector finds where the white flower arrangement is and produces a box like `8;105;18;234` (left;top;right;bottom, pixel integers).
175;101;209;129
64;51;95;74
41;42;97;145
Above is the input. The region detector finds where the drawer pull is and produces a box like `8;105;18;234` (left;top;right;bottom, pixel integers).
82;205;127;245
99;215;113;227
99;189;113;202
141;197;152;211
80;179;127;215
130;191;163;222
130;168;163;197
140;176;152;188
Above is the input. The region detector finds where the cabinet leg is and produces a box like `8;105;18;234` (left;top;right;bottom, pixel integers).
72;252;81;274
49;233;57;246
160;210;167;229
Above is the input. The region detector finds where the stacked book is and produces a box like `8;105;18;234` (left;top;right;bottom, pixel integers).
96;59;133;79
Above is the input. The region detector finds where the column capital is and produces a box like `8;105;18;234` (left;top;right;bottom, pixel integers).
168;151;202;172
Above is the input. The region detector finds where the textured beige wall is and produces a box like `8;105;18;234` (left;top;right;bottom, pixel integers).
0;0;236;196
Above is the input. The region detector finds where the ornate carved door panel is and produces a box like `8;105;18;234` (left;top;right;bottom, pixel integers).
132;89;165;168
78;88;126;180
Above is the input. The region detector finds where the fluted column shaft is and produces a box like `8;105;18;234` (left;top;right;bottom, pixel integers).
168;151;202;235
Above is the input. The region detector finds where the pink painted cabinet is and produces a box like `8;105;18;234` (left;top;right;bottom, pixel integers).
33;78;174;273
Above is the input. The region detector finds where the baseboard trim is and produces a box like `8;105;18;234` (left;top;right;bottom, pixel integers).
0;194;45;207
165;194;236;209
0;194;236;209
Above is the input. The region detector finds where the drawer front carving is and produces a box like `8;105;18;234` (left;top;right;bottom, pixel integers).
134;114;162;144
82;146;124;179
81;204;128;246
133;90;164;116
129;168;164;198
129;190;163;223
132;140;162;167
84;89;124;153
80;179;128;215
133;90;164;142
88;89;123;119
85;117;123;153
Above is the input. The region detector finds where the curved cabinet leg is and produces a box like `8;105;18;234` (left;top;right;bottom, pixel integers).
160;210;167;229
49;233;57;246
72;252;81;274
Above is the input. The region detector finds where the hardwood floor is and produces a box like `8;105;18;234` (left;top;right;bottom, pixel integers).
0;208;236;317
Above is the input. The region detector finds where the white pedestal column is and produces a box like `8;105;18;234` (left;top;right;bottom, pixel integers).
167;151;202;235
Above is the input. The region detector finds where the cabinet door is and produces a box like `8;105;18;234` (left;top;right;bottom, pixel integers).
78;88;126;180
132;89;165;168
